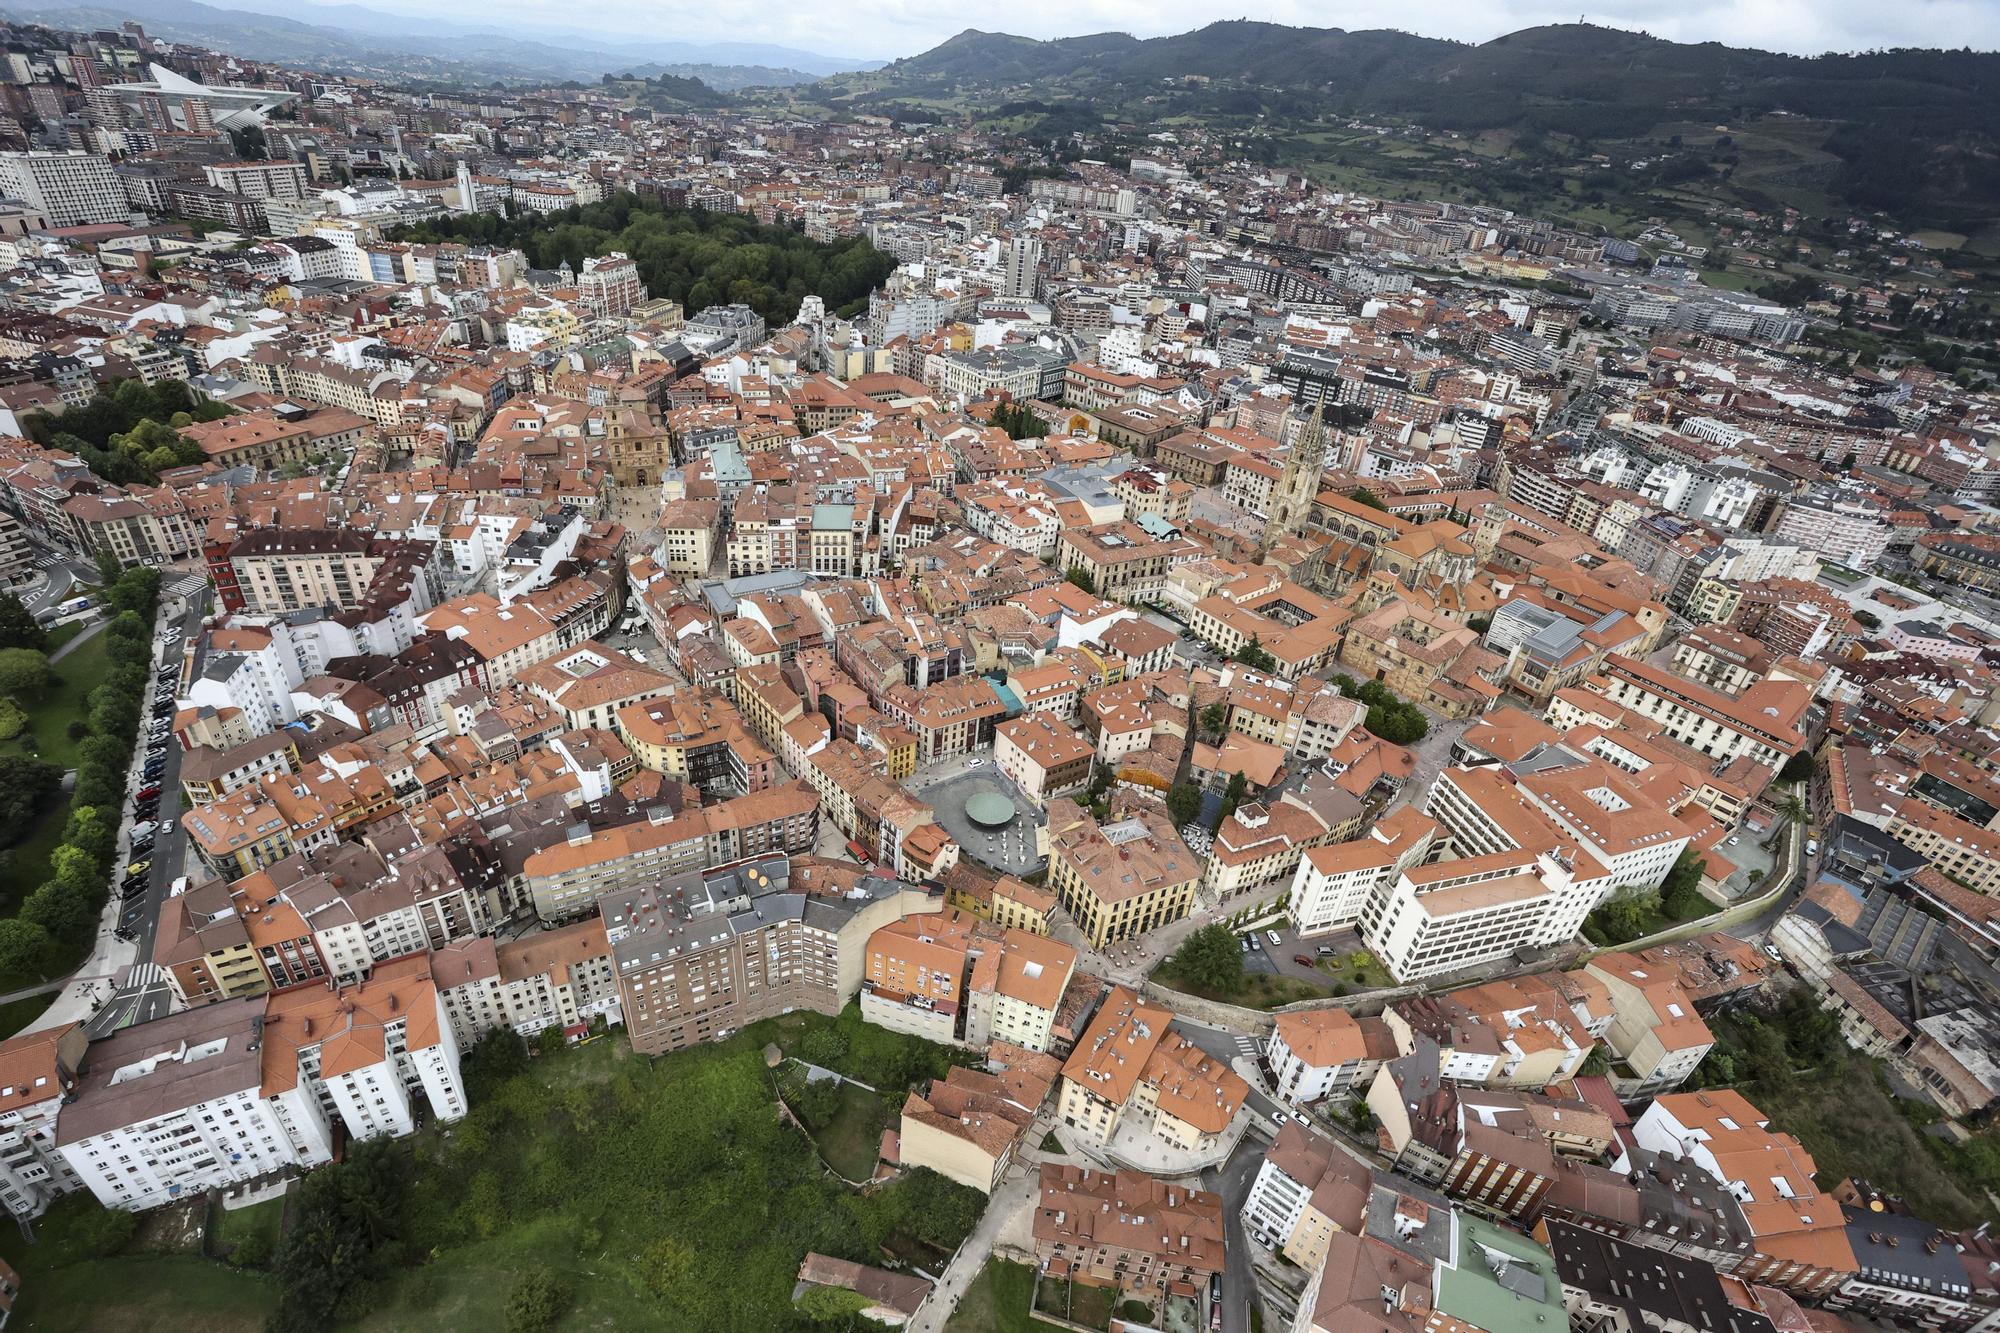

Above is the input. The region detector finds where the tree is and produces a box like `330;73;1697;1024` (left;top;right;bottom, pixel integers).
1219;770;1250;824
1351;487;1388;511
1171;924;1244;993
796;1285;872;1320
1364;702;1429;745
0;754;60;828
0;919;50;977
0;647;50;701
1587;890;1660;945
504;1265;573;1333
0;593;45;652
1166;781;1202;828
1778;751;1816;784
1063;567;1097;594
1234;637;1277;672
1198;701;1229;740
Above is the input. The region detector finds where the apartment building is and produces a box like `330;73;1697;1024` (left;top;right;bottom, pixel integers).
521;781;818;920
257;953;468;1145
601;855;930;1056
1056;987;1247;1154
1044;798;1199;949
1242;1121;1374;1269
0;1024;86;1218
1584;953;1716;1096
1265;1009;1396;1105
429;918;623;1046
1558;655;1808;773
861;909;980;1045
895;1049;1059;1193
1032;1165;1224;1298
0;150;127;225
220;530;439;619
992;712;1094;807
1625;1090;1857;1295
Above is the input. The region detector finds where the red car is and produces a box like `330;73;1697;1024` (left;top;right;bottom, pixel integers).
134;785;161;800
1294;954;1314;967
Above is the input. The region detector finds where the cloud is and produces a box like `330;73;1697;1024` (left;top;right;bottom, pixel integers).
358;0;2000;61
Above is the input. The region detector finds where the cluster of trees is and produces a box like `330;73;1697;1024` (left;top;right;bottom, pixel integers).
21;379;232;486
1168;923;1244;994
0;564;159;980
988;401;1049;440
1697;986;1845;1092
1583;849;1710;946
1332;673;1430;746
387;193;896;328
268;1138;411;1333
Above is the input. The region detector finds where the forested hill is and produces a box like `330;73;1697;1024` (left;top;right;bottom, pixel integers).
386;195;895;328
836;21;2000;224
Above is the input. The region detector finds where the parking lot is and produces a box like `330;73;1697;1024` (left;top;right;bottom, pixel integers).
1239;923;1389;989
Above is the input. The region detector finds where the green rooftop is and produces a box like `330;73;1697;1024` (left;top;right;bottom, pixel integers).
965;792;1017;828
1434;1213;1562;1333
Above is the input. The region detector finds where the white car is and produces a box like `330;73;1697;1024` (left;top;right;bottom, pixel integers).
1266;930;1282;948
1269;1110;1291;1126
966;757;984;768
129;820;157;840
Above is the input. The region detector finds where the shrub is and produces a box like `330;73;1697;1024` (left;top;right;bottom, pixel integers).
504;1265;573;1333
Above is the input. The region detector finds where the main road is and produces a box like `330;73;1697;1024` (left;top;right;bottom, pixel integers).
86;578;210;1037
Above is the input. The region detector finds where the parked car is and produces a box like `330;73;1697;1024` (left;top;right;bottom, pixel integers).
1269;1110;1291;1126
1294;954;1314;967
135;786;160;800
1246;933;1261;950
126;859;149;877
1266;930;1282;948
1315;945;1337;957
130;820;157;838
1239;937;1250;954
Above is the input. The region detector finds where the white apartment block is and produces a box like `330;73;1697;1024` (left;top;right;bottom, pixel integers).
1359;847;1610;983
0;151;129;226
56;999;326;1211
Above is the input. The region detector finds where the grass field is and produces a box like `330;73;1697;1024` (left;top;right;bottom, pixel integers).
4;629;112;771
209;1196;284;1265
25;1011;987;1332
1745;1054;1988;1226
814;1080;892;1181
0;1196;272;1333
948;1258;1060;1333
0;992;53;1040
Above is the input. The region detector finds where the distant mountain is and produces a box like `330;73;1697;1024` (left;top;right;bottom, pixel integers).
0;0;861;87
838;21;2000;225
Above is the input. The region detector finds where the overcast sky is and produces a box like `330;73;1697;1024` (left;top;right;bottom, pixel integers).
369;0;2000;62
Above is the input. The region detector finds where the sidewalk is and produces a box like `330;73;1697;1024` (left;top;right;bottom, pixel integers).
907;1161;1040;1333
22;602;176;1036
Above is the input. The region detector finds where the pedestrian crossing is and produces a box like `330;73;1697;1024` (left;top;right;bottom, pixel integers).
1234;1035;1261;1059
163;574;209;599
32;554;63;569
122;963;167;990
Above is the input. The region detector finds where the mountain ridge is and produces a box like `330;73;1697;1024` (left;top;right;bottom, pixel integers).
827;21;2000;226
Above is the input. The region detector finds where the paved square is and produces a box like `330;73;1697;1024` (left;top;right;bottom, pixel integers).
926;769;1046;876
